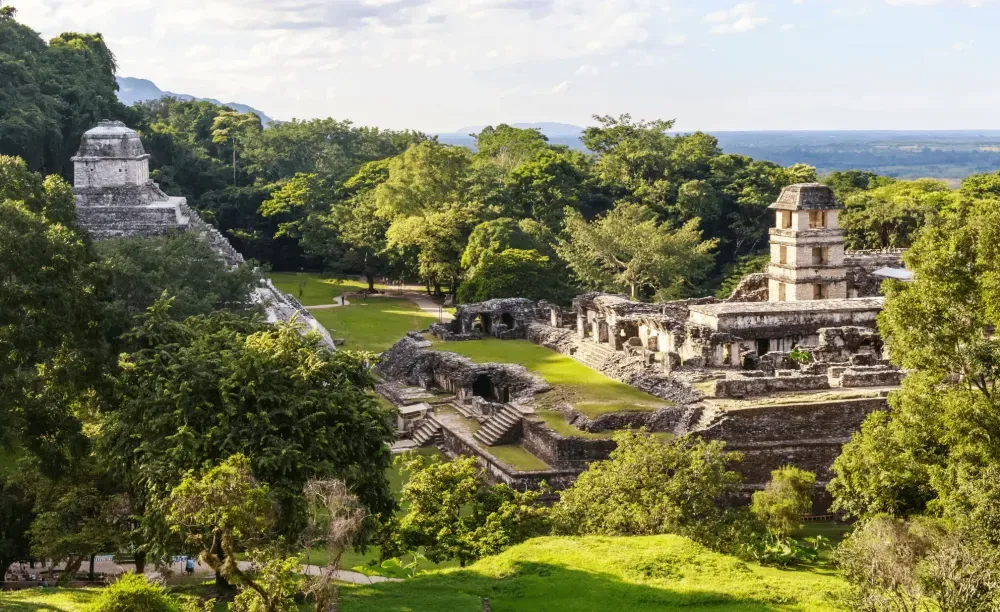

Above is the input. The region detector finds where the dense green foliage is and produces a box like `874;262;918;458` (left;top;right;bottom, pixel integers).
829;194;1000;541
106;301;396;555
387;454;548;566
0;7;126;177
87;573;177;612
751;467;816;538
552;431;742;547
836;517;1000;611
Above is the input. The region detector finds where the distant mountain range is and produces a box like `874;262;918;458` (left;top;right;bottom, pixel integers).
116;77;274;125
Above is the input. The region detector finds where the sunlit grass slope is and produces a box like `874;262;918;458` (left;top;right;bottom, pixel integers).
340;534;846;612
310;298;439;353
432;338;669;416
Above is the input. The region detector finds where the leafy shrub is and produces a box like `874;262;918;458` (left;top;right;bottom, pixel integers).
551;430;742;546
457;248;570;304
741;534;829;568
836;517;1000;612
750;466;816;537
88;572;177;612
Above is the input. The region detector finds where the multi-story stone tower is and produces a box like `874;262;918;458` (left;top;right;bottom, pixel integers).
767;183;848;302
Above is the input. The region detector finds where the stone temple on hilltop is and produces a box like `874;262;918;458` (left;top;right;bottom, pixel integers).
72;120;334;347
377;182;911;509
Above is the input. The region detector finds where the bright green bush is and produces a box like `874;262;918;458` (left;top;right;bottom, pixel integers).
751;466;816;537
87;572;177;612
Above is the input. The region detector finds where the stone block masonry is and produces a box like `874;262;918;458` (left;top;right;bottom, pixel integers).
715;374;830;398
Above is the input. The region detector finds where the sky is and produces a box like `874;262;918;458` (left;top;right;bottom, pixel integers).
13;0;1000;133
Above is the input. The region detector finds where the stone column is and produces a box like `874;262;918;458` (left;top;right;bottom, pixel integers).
577;313;586;338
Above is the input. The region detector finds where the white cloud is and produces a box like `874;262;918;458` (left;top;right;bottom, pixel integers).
549;80;571;95
780;23;795;31
664;33;687;45
705;2;768;33
575;64;600;77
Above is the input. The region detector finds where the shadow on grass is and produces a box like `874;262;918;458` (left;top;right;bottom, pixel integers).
0;587;97;612
339;561;819;612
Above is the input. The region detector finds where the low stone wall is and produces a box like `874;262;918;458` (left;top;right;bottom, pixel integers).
699;397;887;444
842;367;904;387
563;405;702;434
715;374;830;398
438;425;579;492
521;418;616;469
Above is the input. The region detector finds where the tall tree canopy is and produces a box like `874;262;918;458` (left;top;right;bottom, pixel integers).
557;203;717;300
830;194;1000;545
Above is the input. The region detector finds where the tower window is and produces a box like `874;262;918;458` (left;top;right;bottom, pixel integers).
780;211;792;229
808;210;827;229
779;246;788;265
778;283;786;301
814;284;827;300
812;247;827;265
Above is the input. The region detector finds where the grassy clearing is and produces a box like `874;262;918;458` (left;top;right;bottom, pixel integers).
340;534;847;612
1;583;313;611
488;445;551;471
311;298;439;353
535;410;611;439
431;339;669;416
269;272;393;306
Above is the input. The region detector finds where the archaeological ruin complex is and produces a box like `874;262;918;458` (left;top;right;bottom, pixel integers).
379;183;909;509
71;121;334;347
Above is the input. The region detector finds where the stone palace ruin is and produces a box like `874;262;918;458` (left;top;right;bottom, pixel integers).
71;121;333;347
379;183;909;509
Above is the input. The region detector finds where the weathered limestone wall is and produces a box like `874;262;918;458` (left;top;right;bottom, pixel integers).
377;334;550;404
438;421;579;492
520;419;616;470
715;374;830;398
841;367;904;387
699;397;886;443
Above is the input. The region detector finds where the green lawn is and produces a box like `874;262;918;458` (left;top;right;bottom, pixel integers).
340;534;847;612
536;409;612;439
489;445;551;471
431;339;670;417
269;272;392;306
311;298;440;353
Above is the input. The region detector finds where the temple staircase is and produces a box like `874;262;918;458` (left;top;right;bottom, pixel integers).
411;417;443;447
572;341;617;371
473;405;523;447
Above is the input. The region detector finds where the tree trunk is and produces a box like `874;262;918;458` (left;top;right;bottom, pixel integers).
88;554;95;580
214;541;230;589
368;275;375;292
0;556;10;586
134;550;146;574
433;282;442;297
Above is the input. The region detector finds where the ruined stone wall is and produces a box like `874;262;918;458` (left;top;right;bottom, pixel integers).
725;273;769;303
438;426;579;492
715;374;830;398
377;334;550;403
520;419;616;470
841;367;904;387
699;397;887;443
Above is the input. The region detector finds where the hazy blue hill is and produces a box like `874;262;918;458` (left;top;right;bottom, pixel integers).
116;77;274;125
